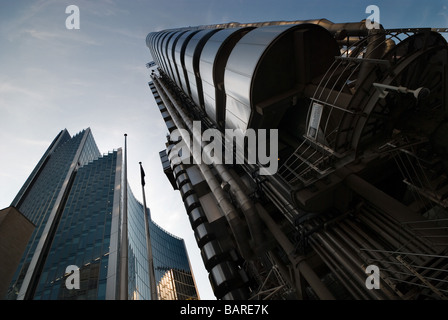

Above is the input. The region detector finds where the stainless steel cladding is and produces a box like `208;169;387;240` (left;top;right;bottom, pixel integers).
184;29;221;108
224;23;338;131
167;30;188;90
148;20;448;301
201;240;225;270
224;25;296;131
149;23;338;132
188;207;207;228
209;261;248;299
193;222;215;247
199;27;254;128
155;32;169;74
161;31;178;82
174;30;201;95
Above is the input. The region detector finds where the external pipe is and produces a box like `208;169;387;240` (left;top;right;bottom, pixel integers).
309;237;369;299
307;218;387;299
255;203;335;300
153;76;252;260
155;74;265;252
341;221;404;276
343;172;448;245
363;206;436;261
313;230;384;300
331;223;398;299
362;207;429;265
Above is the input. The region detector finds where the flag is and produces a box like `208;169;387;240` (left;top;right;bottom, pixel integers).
139;162;145;186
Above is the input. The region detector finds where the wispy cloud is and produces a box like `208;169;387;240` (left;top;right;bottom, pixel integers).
22;28;60;40
0;82;44;101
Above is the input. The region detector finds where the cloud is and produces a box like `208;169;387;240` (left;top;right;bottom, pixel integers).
0;81;44;101
22;28;60;40
79;0;130;18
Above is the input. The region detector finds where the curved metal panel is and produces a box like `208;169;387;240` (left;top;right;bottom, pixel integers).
184;193;200;212
152;33;162;68
224;24;339;131
209;261;239;296
176;172;190;186
148;32;160;67
193;222;215;247
157;32;171;75
153;31;166;71
174;30;200;94
199;27;254;127
184;29;221;108
224;25;297;131
161;31;178;82
146;32;155;50
188;207;207;228
180;182;195;199
152;32;162;69
201;240;225;271
172;163;186;178
167;30;188;90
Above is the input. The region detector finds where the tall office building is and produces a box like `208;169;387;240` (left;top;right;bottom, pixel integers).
146;20;448;299
4;128;198;300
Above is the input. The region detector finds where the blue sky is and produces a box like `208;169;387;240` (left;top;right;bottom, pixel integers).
1;0;447;300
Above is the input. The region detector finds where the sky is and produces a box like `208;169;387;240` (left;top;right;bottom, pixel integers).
0;0;447;301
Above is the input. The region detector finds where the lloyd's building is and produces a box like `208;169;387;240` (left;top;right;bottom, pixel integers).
146;19;448;299
2;128;198;300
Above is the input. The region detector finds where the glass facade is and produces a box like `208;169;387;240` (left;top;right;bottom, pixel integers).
6;129;100;299
157;269;198;300
150;219;199;300
32;151;118;300
5;128;199;300
127;186;199;300
127;186;151;300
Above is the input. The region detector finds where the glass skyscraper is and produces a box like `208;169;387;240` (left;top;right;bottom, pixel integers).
4;128;198;300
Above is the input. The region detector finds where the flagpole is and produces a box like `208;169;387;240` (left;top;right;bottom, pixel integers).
120;133;128;300
140;162;158;300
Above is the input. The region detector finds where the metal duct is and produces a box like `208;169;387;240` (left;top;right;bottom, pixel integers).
255;203;335;299
224;24;338;131
153;76;252;298
188;207;207;229
201;240;226;271
153;75;264;256
184;29;222;108
200;27;255;128
193;222;216;247
209;261;248;299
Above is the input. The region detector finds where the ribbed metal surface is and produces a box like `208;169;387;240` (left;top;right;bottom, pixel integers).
200;27;254;126
149;19;448;300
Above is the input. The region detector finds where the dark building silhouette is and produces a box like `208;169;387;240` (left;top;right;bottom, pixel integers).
146;19;448;300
